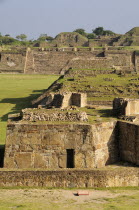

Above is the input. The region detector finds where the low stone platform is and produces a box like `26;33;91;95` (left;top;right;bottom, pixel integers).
0;166;138;188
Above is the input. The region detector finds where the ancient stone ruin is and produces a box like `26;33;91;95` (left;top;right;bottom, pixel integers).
113;98;139;116
32;92;87;108
1;29;139;188
0;47;139;74
4;96;139;171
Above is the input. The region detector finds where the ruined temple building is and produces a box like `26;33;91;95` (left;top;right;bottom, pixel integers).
4;91;139;169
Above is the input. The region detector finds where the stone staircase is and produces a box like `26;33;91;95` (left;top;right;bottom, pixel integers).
24;50;34;73
33;52;74;75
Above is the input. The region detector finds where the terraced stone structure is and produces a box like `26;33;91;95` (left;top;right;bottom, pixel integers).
1;47;139;74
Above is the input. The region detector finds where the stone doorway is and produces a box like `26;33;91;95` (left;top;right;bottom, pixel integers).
66;149;75;168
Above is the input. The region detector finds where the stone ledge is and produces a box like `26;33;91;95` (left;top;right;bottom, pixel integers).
0;167;138;188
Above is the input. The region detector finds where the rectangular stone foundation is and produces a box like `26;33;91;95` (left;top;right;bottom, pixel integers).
4;121;118;169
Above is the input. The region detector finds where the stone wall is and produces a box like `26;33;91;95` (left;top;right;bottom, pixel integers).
135;52;139;72
105;50;133;71
32;92;87;108
0;168;138;188
88;101;113;106
4;121;118;169
118;121;139;165
89;38;113;47
24;49;136;74
113;98;139;116
0;51;26;73
0;49;136;74
68;57;113;70
60;92;87;108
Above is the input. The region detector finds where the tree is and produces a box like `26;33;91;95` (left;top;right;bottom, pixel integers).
73;28;86;36
93;27;104;36
5;34;10;37
46;36;53;41
16;34;27;41
87;33;96;39
38;34;53;42
103;30;115;36
0;36;16;45
93;27;115;36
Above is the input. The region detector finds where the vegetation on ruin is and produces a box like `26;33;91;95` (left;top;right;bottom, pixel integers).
126;27;139;36
0;75;59;144
53;73;139;102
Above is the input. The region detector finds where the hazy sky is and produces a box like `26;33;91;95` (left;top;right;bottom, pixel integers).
0;0;139;39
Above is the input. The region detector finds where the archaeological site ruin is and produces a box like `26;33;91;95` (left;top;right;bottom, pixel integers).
0;27;139;188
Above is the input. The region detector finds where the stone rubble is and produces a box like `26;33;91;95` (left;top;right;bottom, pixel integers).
22;109;88;122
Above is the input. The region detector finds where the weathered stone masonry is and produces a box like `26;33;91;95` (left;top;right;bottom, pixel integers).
113;98;139;116
118;121;139;165
32;92;87;108
0;51;26;73
0;168;138;188
0;48;138;74
4;121;118;169
24;49;135;74
4;119;139;169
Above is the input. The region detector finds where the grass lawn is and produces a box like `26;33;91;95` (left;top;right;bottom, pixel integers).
0;74;59;145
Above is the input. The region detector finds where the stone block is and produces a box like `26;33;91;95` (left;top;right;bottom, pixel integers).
14;153;32;168
34;153;47;168
4;157;15;168
58;155;67;168
75;153;85;168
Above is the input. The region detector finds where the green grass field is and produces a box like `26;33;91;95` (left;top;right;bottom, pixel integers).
0;74;59;144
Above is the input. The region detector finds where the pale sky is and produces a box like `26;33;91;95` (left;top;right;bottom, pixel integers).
0;0;139;39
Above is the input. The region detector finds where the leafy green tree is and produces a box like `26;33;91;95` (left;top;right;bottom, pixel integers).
93;27;115;36
73;28;86;36
5;34;10;37
103;30;115;36
93;27;104;36
0;36;16;45
16;34;27;41
38;34;53;42
87;33;96;39
46;36;53;41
